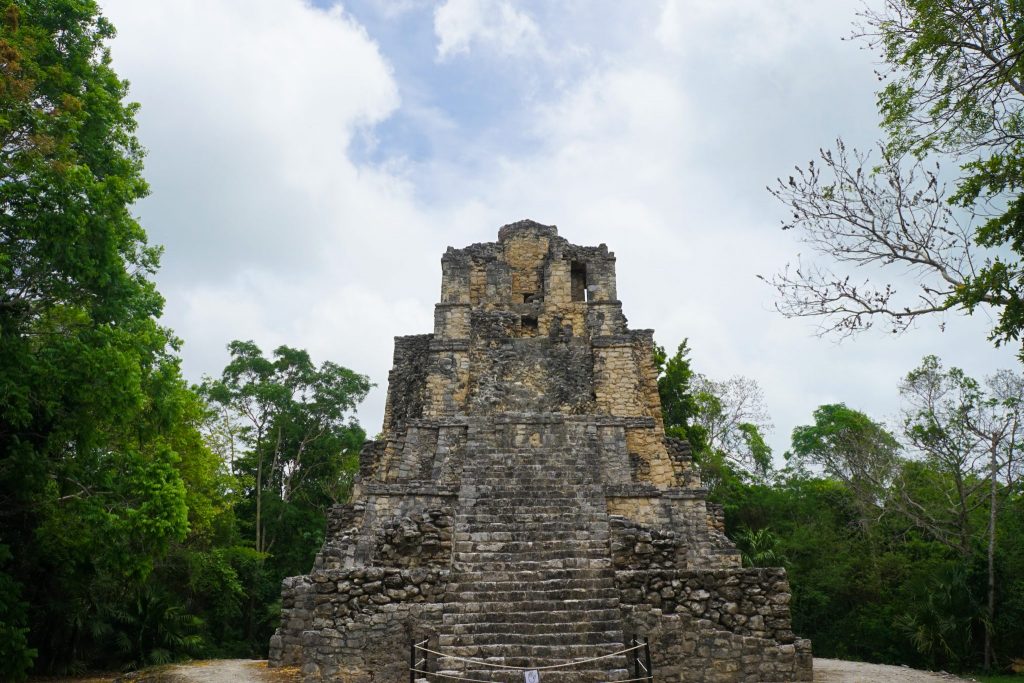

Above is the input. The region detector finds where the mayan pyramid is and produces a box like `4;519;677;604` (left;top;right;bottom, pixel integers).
269;220;812;682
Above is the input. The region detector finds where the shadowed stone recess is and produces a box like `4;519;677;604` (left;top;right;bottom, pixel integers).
269;220;813;682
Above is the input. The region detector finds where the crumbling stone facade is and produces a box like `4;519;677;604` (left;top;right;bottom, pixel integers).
270;221;812;682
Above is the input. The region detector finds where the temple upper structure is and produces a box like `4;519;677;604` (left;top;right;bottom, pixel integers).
270;220;812;682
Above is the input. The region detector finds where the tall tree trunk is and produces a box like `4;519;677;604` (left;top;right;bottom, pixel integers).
986;437;998;671
256;441;263;554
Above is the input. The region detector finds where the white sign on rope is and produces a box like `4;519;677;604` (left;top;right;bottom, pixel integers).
523;670;539;683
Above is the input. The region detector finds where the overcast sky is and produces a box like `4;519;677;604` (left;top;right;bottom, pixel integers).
98;0;1018;460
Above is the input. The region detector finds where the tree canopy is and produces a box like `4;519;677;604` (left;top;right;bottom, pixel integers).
0;0;193;675
0;3;373;677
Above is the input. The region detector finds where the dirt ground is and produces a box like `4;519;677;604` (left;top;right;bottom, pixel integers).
142;659;300;682
64;660;300;683
47;658;987;682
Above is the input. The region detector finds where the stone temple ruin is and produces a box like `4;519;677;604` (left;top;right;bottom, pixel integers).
269;221;812;682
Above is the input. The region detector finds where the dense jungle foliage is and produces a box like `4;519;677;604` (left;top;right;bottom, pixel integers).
2;0;1023;680
0;1;368;678
657;342;1024;676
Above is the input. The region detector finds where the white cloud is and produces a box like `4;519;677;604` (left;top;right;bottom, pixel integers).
100;0;448;430
655;0;832;63
103;0;406;280
434;0;545;60
98;0;1019;460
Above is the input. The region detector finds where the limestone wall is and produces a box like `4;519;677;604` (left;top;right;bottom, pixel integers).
619;568;814;682
380;334;431;434
271;567;447;681
382;223;661;430
617;568;798;642
622;604;813;683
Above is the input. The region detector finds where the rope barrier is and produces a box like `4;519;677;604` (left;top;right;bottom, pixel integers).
411;669;654;683
412;642;645;671
410;668;498;683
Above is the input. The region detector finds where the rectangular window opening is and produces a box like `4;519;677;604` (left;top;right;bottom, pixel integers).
521;315;538;336
571;261;587;302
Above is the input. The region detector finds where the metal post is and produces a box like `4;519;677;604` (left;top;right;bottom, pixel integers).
644;638;653;682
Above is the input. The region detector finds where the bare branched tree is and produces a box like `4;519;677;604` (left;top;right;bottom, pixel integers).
763;141;999;337
766;0;1024;352
692;374;774;475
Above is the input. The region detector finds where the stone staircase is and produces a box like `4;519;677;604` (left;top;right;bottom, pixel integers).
434;442;632;682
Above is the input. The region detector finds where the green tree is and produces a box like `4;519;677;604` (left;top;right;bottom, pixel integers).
900;356;1024;668
789;403;902;528
787;367;1024;670
655;340;773;498
654;340;707;450
766;0;1024;356
199;341;370;645
0;1;221;675
734;526;786;568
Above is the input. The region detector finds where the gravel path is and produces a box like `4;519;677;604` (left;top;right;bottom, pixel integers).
129;659;299;683
814;658;971;682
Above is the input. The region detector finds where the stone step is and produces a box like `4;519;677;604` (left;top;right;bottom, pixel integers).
434;641;626;658
454;547;611;559
442;607;622;625
432;669;633;683
468;475;597;482
463;510;599;518
442;620;623;636
468;472;597;477
444;577;615;593
454;558;613;572
463;507;593;515
456;532;606;544
441;631;625;648
465;447;581;453
465;486;598;494
456;542;609;553
464;478;595;483
468;465;597;472
463;476;594;482
440;585;614;602
465;500;598;507
471;462;591;467
450;568;615;582
454;523;599;533
441;597;618;613
444;587;618;603
438;451;626;682
454;551;610;564
456;530;609;542
462;480;594;484
469;463;590;467
465;501;595;509
455;522;610;534
454;515;599;526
